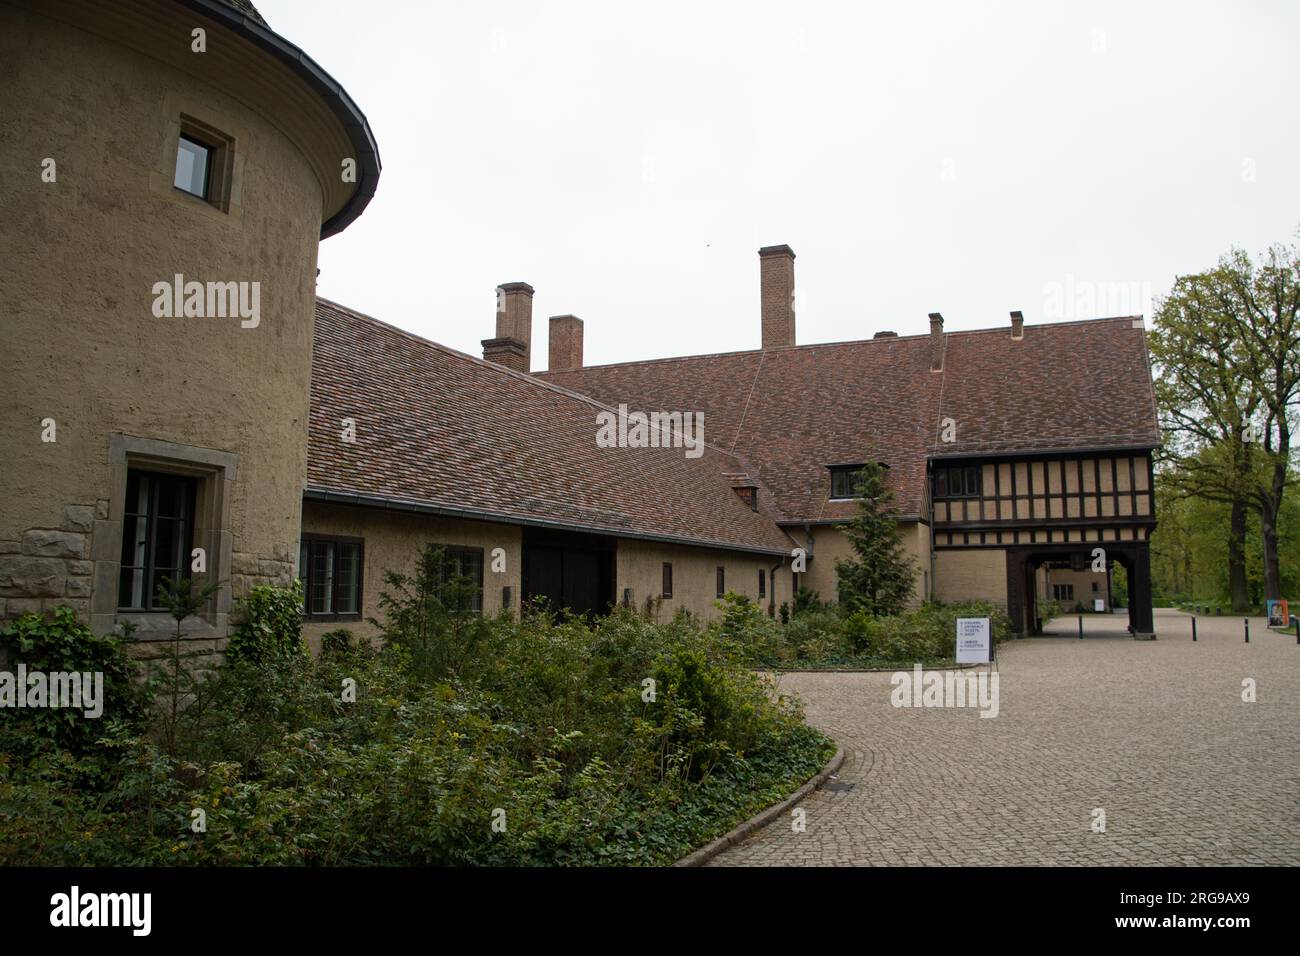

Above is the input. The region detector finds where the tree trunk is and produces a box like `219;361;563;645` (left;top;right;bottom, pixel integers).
1260;496;1282;601
1228;498;1249;611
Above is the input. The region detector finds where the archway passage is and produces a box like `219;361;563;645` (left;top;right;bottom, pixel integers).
1006;542;1154;638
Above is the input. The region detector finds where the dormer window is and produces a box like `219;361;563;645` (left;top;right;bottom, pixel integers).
829;467;863;499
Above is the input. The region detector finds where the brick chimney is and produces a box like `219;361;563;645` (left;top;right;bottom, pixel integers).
928;312;945;371
481;281;533;373
548;315;584;370
1010;310;1024;340
759;244;796;349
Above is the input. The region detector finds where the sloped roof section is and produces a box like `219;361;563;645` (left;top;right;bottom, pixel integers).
308;300;794;555
540;316;1160;523
933;316;1161;456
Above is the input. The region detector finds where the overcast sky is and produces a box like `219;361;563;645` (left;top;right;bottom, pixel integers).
261;0;1300;370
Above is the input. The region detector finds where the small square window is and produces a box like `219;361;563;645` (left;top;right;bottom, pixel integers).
171;117;233;211
830;467;864;499
174;135;211;200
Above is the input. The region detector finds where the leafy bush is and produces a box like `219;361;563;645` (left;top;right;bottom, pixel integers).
0;608;151;757
736;600;1014;668
226;581;308;665
1036;598;1065;625
0;581;833;867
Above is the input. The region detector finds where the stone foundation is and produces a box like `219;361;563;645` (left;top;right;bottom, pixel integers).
2;504;298;676
0;503;101;623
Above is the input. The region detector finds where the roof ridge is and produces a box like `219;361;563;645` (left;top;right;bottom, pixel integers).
539;313;1147;374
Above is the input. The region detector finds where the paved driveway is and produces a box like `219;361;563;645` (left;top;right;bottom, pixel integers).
711;610;1300;866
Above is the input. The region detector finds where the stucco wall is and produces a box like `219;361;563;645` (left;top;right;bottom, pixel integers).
934;549;1009;605
299;501;523;649
301;501;791;642
1040;567;1109;610
614;539;791;623
0;4;329;639
797;522;929;608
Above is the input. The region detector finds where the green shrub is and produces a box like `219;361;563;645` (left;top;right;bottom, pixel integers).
0;567;833;866
0;607;151;757
226;581;308;665
370;545;495;682
749;599;1014;668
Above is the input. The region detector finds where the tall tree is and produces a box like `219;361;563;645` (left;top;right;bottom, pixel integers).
1151;235;1299;603
1201;241;1300;600
834;463;915;616
1150;278;1259;609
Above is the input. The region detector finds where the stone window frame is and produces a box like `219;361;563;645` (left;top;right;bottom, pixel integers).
92;435;236;642
149;93;247;227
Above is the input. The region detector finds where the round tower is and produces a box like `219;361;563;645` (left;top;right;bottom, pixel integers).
0;0;379;650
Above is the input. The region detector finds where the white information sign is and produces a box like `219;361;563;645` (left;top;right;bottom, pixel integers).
1094;599;1105;612
955;617;991;664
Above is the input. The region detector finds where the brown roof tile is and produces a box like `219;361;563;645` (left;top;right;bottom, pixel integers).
308;299;794;555
540;316;1160;522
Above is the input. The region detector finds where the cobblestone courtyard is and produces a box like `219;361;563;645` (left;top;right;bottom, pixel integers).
711;610;1300;866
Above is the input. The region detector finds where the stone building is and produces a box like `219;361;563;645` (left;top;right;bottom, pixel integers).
1;0;378;664
0;0;1161;657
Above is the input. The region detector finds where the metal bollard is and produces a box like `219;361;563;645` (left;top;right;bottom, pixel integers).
1078;614;1084;639
1192;617;1197;642
1244;617;1249;643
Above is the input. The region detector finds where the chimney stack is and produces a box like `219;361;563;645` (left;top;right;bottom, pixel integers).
759;245;796;349
1010;310;1024;340
481;281;533;373
928;312;945;371
548;315;584;370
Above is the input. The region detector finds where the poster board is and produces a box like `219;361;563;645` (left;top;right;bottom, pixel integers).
956;617;991;664
1267;599;1289;628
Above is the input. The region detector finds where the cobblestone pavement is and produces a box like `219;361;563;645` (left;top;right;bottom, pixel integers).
711;610;1300;866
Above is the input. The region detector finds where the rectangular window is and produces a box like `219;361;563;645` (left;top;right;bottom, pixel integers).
662;562;673;599
1053;584;1074;601
174;135;211;200
440;546;484;613
300;535;364;620
118;470;196;611
172;118;233;211
934;464;982;499
759;569;766;599
716;566;725;598
830;467;865;499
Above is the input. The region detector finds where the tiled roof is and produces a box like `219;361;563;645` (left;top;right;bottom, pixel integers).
540;316;1161;523
934;317;1161;456
215;0;269;27
308;300;795;555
